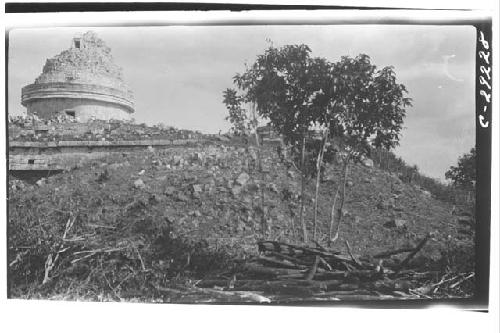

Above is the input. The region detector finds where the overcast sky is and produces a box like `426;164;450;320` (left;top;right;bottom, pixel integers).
8;25;475;181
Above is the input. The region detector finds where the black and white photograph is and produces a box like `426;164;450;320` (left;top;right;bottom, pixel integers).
1;2;498;332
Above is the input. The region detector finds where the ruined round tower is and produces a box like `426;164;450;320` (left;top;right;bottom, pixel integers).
21;31;134;121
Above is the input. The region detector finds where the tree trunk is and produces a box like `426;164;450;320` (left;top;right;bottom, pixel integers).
313;130;328;241
251;103;266;236
299;136;308;243
328;186;340;244
330;154;350;245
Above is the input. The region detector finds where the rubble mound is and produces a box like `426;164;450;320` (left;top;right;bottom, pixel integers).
7;139;475;302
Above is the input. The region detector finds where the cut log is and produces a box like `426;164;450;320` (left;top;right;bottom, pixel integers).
195;279;249;289
318;256;333;271
322;280;345;290
190;287;271;303
243;263;307;278
313;240;328;252
316;269;388;281
335;283;360;291
398;234;431;270
314;289;374;296
196;279;328;292
361;279;413;292
373;247;416;259
256;255;308;270
329;294;396;301
266;251;312;266
305;255;320;280
257;240;341;258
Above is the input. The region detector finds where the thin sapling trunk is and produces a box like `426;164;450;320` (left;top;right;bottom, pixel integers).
250;103;267;236
329;153;351;245
299;135;308;243
328;186;340;244
313;130;328;241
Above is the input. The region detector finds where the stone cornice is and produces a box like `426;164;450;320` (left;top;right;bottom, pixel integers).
21;82;135;113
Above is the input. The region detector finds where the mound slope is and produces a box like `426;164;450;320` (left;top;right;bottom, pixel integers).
8;140;474;300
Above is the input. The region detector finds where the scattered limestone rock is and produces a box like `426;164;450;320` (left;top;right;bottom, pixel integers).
133;179;146;189
11;179;26;191
361;158;374;168
217;135;230;142
231;185;242;196
421;190;432;198
191;184;203;194
172;155;183;166
36;178;46;187
268;183;279;193
175;193;190;202
189;210;202;217
164;186;176;196
261;163;271;173
193;152;204;162
384;218;408;229
204;183;216;194
235;172;250;186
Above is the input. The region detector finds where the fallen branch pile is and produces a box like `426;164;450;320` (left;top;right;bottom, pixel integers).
193;234;473;302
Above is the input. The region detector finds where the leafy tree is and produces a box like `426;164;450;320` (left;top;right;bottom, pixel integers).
225;44;411;243
445;147;476;189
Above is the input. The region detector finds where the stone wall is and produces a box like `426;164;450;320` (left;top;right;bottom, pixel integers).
8;139;208;171
26;97;132;121
7;118;230;172
9;152;119;171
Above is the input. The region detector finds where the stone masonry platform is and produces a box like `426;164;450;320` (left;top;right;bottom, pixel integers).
9;139;205;171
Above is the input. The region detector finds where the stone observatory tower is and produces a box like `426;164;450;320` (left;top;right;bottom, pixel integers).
21;31;134;121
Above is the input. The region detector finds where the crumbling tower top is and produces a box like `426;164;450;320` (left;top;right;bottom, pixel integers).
21;31;135;121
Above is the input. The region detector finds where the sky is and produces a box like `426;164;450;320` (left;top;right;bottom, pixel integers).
8;25;476;181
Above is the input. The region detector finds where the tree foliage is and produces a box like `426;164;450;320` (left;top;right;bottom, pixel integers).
232;44;322;146
445;147;476;189
225;44;411;159
222;88;249;136
312;54;412;159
